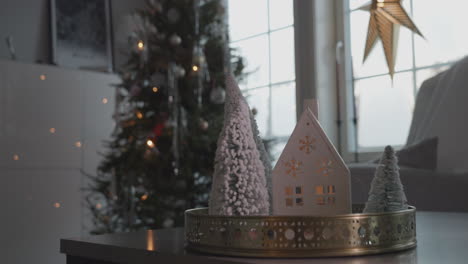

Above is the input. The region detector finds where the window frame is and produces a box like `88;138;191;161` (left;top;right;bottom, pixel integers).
228;0;296;151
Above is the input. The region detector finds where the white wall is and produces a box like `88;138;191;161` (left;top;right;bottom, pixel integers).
0;0;145;68
0;60;118;264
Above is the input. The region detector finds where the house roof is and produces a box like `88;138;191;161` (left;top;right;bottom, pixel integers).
273;107;349;176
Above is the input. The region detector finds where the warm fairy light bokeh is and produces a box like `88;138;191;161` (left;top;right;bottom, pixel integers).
146;140;155;148
137;40;145;51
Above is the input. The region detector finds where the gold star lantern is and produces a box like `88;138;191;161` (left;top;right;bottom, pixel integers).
361;0;423;77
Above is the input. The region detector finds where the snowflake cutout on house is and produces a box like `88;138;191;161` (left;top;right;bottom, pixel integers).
299;135;316;154
316;158;333;177
284;158;303;177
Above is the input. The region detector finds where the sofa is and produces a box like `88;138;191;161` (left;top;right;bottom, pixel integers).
350;56;468;212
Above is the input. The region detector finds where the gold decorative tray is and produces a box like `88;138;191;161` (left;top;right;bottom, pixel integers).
185;205;416;258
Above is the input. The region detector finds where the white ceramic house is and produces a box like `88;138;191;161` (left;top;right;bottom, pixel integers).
272;107;351;216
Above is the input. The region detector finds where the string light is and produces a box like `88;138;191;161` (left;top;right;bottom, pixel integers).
54;202;61;208
147;230;155;251
96;203;102;209
13;154;19;161
137;40;145;51
136;112;143;119
75;141;82;148
49;127;56;134
39;74;46;80
141;194;149;201
152;87;159;93
192;65;199;72
146;139;155;148
102;98;108;104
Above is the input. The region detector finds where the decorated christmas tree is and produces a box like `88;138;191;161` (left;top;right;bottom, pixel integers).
86;0;245;234
364;146;408;213
208;75;270;216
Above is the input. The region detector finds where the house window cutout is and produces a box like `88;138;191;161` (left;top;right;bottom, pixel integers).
296;198;304;206
315;185;324;195
285;186;293;196
328;185;336;194
328;197;336;205
295;186;302;194
286;198;293;207
316;197;325;205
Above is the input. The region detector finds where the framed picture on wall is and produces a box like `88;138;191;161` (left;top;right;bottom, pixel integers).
50;0;113;72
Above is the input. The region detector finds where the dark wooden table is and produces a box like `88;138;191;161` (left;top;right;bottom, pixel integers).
61;211;468;264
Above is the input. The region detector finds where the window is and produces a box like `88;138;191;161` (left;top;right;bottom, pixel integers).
295;186;302;194
342;0;466;153
315;185;324;195
228;0;296;161
296;197;304;206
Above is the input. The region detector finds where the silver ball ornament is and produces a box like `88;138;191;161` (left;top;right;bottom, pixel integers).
176;67;186;77
199;119;209;131
193;53;206;65
210;86;226;104
147;25;158;34
169;34;182;46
